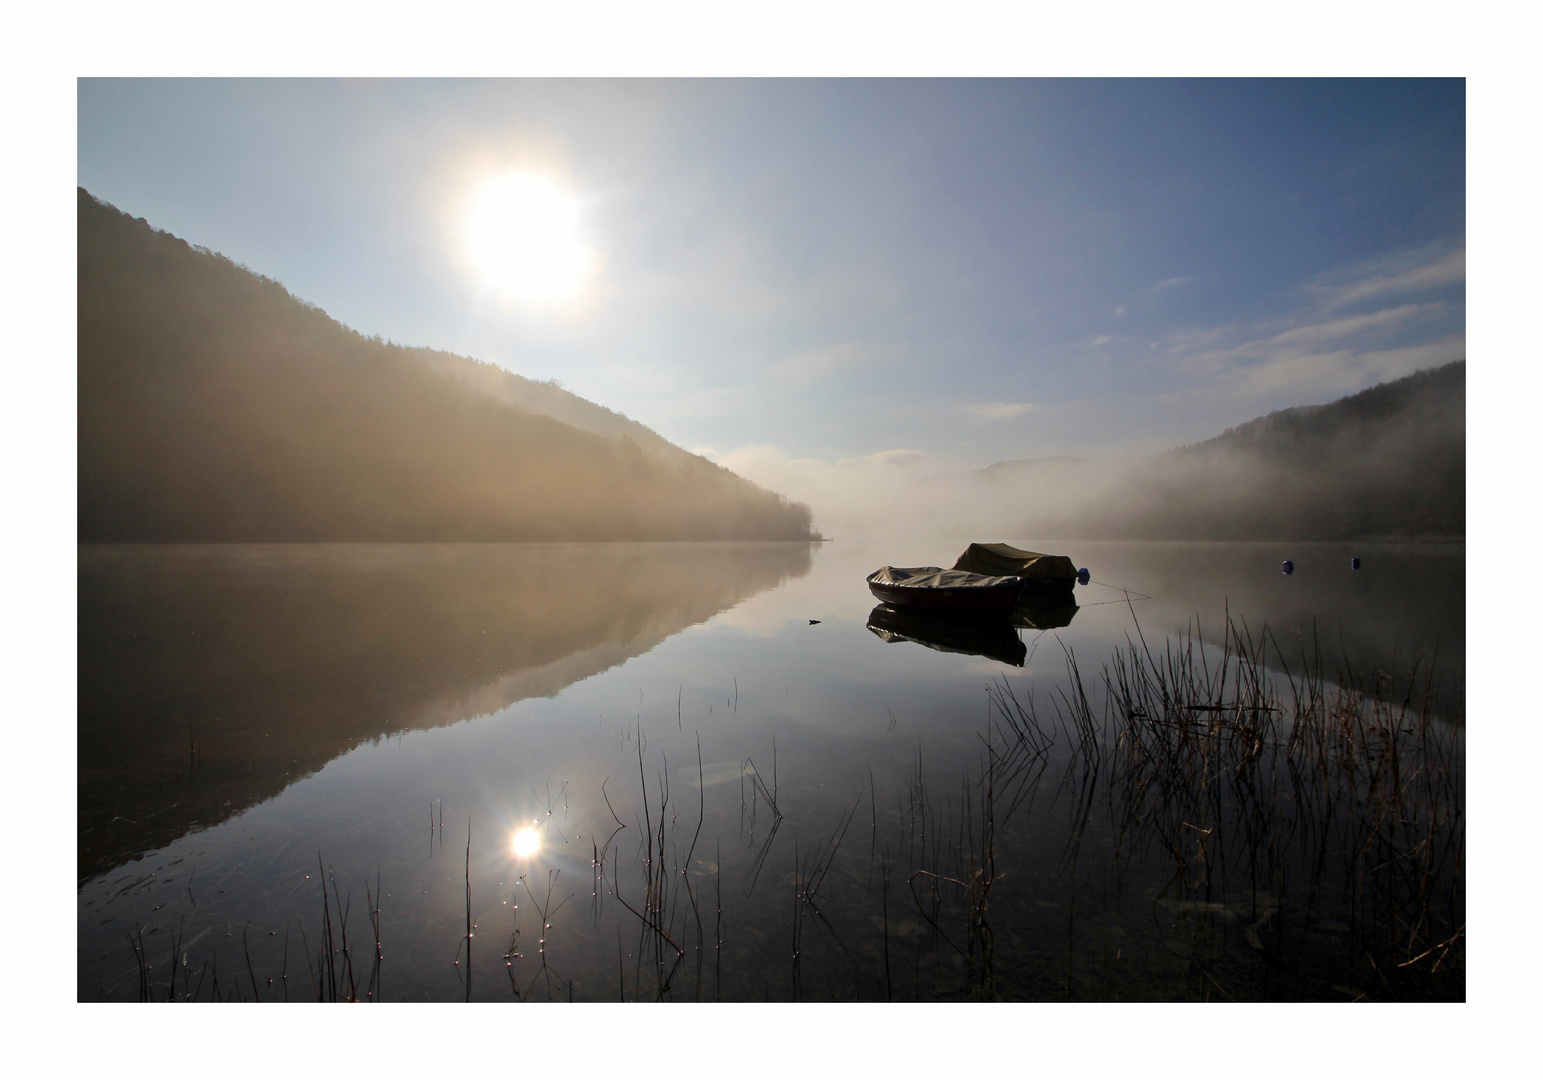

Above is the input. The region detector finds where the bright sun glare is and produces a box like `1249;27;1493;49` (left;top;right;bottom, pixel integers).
464;173;593;304
512;827;541;858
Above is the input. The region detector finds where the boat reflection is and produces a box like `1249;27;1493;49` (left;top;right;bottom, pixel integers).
1011;591;1079;631
867;604;1029;667
77;541;814;881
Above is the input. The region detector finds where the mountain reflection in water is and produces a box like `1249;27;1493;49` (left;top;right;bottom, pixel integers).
77;542;814;880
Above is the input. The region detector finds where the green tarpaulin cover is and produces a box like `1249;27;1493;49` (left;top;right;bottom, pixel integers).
951;543;1077;583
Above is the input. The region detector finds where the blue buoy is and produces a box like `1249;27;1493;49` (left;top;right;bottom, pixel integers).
1282;560;1294;576
1077;567;1090;586
1351;557;1361;570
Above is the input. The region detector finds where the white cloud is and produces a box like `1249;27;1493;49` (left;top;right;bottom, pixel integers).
1268;303;1440;346
1223;334;1466;398
1176;302;1446;376
1305;245;1465;312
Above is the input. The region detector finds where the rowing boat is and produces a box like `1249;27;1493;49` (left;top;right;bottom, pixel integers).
865;565;1023;618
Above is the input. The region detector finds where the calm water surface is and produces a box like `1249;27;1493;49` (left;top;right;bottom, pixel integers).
78;540;1463;1001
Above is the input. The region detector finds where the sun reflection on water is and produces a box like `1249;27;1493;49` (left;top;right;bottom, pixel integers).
511;826;541;858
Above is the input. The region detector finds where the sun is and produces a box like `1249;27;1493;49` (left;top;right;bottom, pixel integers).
463;173;595;304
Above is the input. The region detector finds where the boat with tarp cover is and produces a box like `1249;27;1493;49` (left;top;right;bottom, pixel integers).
865;566;1024;617
865;543;1080;620
951;542;1078;592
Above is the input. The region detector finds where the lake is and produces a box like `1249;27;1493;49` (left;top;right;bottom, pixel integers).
77;539;1464;1001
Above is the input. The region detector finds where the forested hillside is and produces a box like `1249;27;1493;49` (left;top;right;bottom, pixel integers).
78;189;814;542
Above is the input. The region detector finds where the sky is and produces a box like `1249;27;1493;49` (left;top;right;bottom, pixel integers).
77;78;1465;506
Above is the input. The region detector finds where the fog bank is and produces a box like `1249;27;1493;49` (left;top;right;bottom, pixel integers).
726;363;1463;543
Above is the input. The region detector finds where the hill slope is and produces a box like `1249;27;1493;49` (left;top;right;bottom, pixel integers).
78;188;814;542
940;362;1464;541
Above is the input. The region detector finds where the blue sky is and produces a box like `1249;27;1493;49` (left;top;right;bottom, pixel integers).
78;78;1464;505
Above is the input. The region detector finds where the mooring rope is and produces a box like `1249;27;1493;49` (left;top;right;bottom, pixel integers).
1076;579;1154;606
